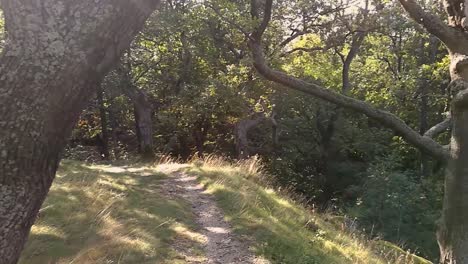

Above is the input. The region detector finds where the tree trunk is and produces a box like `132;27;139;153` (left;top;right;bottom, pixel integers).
438;109;468;263
0;1;159;262
108;101;122;159
119;60;155;161
97;84;110;159
175;31;192;94
376;1;468;261
437;52;468;264
122;83;155;161
133;94;155;161
317;31;365;203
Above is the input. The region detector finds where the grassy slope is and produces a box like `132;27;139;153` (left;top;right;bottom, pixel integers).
20;159;432;263
20;160;202;264
187;158;432;264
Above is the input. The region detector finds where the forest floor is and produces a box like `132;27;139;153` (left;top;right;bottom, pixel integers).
19;159;431;264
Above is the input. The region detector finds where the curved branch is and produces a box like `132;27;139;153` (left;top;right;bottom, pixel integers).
250;40;448;160
398;0;468;51
246;0;448;160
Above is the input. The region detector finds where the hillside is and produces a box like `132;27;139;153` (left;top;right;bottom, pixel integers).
19;159;431;264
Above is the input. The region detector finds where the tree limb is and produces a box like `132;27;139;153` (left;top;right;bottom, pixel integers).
398;0;468;51
248;0;448;161
250;0;273;41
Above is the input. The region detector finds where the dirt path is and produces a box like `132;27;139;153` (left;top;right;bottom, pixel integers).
157;165;268;264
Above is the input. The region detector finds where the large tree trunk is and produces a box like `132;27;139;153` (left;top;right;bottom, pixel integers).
390;2;468;259
437;51;468;264
0;1;159;262
438;110;468;263
384;1;468;260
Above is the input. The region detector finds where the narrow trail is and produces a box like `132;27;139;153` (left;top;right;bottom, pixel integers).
158;165;268;264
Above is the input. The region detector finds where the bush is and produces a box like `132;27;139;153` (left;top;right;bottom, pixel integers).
349;158;443;261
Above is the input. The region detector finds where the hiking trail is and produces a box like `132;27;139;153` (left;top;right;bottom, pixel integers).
158;164;269;264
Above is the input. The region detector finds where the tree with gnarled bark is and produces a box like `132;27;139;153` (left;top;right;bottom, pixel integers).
248;0;468;262
0;0;159;263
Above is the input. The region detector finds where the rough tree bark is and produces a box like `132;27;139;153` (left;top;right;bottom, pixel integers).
248;0;468;262
0;1;159;263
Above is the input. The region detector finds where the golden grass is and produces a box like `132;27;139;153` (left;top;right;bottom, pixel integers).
188;156;432;264
20;160;201;264
19;157;432;264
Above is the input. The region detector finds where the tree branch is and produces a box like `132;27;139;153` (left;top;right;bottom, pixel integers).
398;0;468;51
250;41;448;160
248;0;448;161
250;0;273;41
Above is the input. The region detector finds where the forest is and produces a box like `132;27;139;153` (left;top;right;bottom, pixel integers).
0;0;467;263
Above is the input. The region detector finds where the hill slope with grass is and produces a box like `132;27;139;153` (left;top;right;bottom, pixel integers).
20;159;432;264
